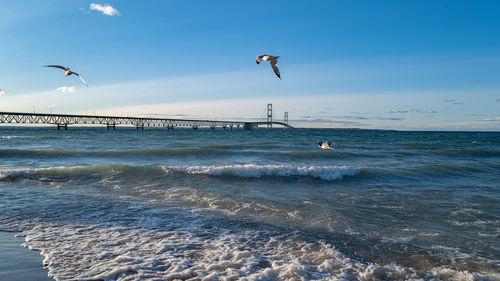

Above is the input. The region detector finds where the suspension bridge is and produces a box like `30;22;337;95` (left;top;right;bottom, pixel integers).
0;104;292;130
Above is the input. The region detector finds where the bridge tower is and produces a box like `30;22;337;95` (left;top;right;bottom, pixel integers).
284;112;288;130
267;103;272;130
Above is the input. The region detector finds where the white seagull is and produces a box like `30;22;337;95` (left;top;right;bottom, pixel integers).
318;141;334;150
256;55;281;79
43;65;88;87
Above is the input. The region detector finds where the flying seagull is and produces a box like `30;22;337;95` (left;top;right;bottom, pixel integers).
256;55;281;79
43;65;88;87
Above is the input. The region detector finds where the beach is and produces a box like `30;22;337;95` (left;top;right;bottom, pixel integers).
0;127;499;280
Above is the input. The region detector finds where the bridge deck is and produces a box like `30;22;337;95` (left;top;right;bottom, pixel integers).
0;112;293;130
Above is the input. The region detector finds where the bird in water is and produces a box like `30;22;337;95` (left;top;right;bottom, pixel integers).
318;141;334;150
256;55;281;79
43;65;88;87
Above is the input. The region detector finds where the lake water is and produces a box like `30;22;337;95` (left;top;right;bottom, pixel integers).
0;127;499;280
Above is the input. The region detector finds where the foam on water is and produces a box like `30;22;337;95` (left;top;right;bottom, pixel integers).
162;164;360;180
2;213;495;281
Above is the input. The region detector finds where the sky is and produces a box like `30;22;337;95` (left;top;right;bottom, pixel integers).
0;0;499;130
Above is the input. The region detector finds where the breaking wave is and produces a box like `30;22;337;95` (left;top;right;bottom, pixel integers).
162;164;360;180
0;164;360;182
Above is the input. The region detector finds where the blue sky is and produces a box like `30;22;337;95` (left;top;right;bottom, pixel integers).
0;0;499;130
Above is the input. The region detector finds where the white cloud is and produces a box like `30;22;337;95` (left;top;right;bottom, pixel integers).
57;86;77;93
386;109;408;113
0;88;4;96
476;117;500;122
331;115;368;120
426;109;437;113
90;3;120;16
377;117;405;121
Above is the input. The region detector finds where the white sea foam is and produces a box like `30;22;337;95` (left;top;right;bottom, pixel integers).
1;189;496;281
162;164;360;180
1;135;35;139
0;168;35;180
3;218;493;281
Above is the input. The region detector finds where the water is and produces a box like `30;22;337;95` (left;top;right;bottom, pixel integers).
0;127;499;280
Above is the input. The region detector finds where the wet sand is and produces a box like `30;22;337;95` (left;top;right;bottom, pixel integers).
0;232;52;281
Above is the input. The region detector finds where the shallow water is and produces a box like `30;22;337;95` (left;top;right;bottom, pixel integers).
0;231;52;281
1;127;499;280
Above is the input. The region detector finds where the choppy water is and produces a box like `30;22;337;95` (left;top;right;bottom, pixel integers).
1;127;499;280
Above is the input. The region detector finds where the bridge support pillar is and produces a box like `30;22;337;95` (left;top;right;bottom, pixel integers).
244;123;255;130
107;123;116;130
192;125;198;130
136;124;144;130
57;124;67;130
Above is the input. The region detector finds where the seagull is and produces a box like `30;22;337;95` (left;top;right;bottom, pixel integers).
256;55;281;79
318;141;334;150
43;65;88;87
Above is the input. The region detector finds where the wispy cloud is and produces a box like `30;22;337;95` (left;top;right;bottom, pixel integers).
475;117;500;122
377;117;405;121
445;99;462;105
79;7;90;14
426;109;437;113
57;86;77;93
0;88;4;96
90;3;120;16
471;80;480;83
292;118;363;125
386;109;408;113
331;115;368;120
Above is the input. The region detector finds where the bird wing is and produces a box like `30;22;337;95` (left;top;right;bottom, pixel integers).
256;55;264;64
270;58;281;79
44;65;69;71
72;73;88;87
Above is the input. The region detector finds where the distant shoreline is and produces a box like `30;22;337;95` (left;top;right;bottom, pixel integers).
1;125;499;133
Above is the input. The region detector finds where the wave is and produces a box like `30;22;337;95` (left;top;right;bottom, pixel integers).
1;135;36;139
2;160;497;184
0;165;165;182
0;148;379;160
161;164;360;180
437;148;500;158
0;164;360;182
396;161;500;177
0;148;230;158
